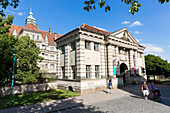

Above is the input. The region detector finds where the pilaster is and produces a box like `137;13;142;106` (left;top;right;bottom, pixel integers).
115;46;120;76
76;39;86;80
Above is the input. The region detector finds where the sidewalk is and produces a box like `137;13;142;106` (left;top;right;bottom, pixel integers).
0;86;133;113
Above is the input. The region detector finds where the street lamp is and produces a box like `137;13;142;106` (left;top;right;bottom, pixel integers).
10;49;19;107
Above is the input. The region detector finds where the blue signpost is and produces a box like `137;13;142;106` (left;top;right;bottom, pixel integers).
10;49;18;106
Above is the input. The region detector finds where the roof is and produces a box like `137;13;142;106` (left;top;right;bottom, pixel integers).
9;24;62;44
56;23;110;40
80;24;110;35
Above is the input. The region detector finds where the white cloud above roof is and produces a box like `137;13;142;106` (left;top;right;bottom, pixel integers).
141;43;163;53
129;21;143;27
121;21;130;24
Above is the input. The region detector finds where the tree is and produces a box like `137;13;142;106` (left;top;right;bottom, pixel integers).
84;0;170;15
145;54;170;82
0;0;19;16
0;0;169;16
0;15;18;86
15;36;43;83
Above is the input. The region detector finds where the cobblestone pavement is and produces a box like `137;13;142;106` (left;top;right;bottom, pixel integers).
56;95;170;113
55;85;170;113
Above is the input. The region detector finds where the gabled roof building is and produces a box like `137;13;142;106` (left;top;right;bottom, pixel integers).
55;24;146;94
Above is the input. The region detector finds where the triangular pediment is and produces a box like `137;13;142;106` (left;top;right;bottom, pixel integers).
110;28;138;44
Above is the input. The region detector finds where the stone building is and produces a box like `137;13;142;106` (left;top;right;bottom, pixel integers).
9;8;62;77
55;24;146;94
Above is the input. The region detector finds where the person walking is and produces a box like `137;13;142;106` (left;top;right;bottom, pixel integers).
108;79;113;94
142;81;149;100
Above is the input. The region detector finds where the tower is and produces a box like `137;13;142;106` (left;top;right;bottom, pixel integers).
25;6;36;25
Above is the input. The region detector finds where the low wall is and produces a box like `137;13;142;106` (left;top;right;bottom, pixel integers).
0;82;58;97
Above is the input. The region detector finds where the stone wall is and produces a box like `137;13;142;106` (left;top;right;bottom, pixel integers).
0;82;58;97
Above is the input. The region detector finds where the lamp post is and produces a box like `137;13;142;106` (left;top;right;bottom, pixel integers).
10;49;18;107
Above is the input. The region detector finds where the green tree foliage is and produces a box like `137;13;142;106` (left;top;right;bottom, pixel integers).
0;15;18;86
0;0;19;16
84;0;169;15
145;54;170;77
15;36;43;83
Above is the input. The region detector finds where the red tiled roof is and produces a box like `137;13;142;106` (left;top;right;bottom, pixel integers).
80;23;110;35
9;25;23;36
9;24;62;44
24;24;40;31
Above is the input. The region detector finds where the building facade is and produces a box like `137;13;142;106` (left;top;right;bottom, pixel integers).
9;9;62;77
55;24;146;94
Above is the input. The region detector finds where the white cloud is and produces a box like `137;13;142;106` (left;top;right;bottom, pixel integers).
141;44;163;54
168;45;170;47
18;12;23;16
129;21;143;27
134;31;143;34
121;21;130;24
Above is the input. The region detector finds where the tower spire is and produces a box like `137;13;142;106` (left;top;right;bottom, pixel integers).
25;5;36;25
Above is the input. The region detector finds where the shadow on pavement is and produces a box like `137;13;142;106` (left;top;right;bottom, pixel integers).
118;84;170;107
0;97;104;113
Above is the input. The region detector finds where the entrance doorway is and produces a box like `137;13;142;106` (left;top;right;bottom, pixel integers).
120;63;128;84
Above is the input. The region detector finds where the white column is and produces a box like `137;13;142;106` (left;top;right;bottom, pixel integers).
76;39;86;80
65;44;70;79
108;45;113;77
135;50;138;75
100;44;106;78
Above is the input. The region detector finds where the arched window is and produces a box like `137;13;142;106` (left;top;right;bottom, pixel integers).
26;33;29;36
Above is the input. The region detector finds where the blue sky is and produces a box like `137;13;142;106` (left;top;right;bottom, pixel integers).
4;0;170;62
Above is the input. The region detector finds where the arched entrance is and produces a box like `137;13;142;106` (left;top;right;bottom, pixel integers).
120;63;128;84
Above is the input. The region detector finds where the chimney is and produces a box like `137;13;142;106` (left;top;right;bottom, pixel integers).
54;32;57;40
49;27;52;34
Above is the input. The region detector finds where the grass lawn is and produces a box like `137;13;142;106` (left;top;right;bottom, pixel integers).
0;89;80;110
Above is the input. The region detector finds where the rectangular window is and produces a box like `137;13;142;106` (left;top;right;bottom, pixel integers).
95;65;99;78
45;46;48;50
37;36;39;40
86;65;91;78
50;47;54;51
94;43;99;51
85;41;91;49
32;35;35;40
71;42;75;51
50;55;54;60
61;46;65;54
72;66;76;79
50;64;54;69
45;54;48;59
37;44;40;48
62;67;65;78
45;64;48;69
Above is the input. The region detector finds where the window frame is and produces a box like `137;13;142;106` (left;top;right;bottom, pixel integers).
50;64;54;70
72;66;76;79
61;46;65;54
86;65;91;78
45;54;48;59
37;35;39;40
50;55;54;60
94;43;99;51
62;67;65;78
50;47;54;51
45;64;48;69
71;42;75;51
95;65;100;78
85;41;91;49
